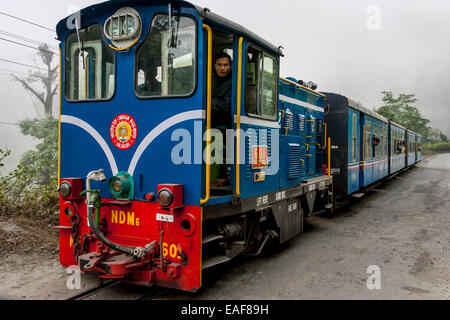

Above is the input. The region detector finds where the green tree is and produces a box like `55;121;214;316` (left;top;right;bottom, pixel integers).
18;116;58;185
439;132;449;142
9;42;59;187
1;44;59;223
11;44;58;116
377;92;417;123
0;149;11;169
375;92;446;143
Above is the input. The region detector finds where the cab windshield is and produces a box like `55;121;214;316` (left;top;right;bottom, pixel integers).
135;14;196;98
64;24;116;101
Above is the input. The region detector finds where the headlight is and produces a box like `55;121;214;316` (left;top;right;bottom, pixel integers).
158;188;174;207
59;181;72;198
112;17;120;38
112;178;122;193
104;7;142;49
127;15;137;35
108;172;134;199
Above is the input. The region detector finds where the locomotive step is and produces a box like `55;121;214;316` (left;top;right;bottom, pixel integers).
202;234;225;245
351;193;365;198
202;255;231;270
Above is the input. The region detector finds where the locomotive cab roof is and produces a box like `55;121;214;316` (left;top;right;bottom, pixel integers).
56;0;282;56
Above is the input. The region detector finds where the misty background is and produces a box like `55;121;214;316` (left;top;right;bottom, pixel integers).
1;0;449;174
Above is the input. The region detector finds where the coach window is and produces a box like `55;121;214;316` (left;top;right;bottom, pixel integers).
245;46;278;119
384;127;388;156
135;14;196;98
365;122;372;160
373;124;378;158
352;113;358;162
65;24;116;101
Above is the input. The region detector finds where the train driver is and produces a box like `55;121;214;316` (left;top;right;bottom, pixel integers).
212;51;232;128
137;65;162;97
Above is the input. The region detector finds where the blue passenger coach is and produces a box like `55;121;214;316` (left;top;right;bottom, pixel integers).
389;121;407;174
323;92;422;201
416;134;423;162
323;93;389;199
406;129;416;167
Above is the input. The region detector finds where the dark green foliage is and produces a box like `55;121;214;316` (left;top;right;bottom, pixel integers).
0;118;59;225
424;142;450;154
376;92;447;144
0;148;11;169
18;116;58;185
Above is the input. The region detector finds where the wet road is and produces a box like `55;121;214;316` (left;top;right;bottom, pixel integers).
159;154;450;300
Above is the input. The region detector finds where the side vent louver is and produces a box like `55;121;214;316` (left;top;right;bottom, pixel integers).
288;143;301;180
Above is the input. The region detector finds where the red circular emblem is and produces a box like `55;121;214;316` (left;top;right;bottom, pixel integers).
110;114;138;150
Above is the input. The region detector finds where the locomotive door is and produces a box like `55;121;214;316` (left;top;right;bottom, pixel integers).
202;25;236;202
235;41;280;199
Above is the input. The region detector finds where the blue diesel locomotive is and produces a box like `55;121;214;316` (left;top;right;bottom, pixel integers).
56;0;333;291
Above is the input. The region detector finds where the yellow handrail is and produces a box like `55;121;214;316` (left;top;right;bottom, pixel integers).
57;46;62;185
200;24;213;205
107;39;139;52
235;37;244;198
323;123;327;149
280;77;326;98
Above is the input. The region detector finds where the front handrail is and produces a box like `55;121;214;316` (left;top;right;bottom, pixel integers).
235;37;243;198
200;24;213;206
279;77;326;98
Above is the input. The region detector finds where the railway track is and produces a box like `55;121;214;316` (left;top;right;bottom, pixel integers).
65;280;171;300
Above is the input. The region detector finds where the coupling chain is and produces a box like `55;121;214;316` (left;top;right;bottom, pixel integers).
70;210;81;263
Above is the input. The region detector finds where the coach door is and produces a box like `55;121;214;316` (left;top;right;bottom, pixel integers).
348;109;360;194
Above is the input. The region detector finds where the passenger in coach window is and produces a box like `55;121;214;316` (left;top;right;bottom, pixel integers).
137;65;161;97
212;51;232;129
373;136;380;157
396;141;402;154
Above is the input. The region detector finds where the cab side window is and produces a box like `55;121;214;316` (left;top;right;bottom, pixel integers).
245;45;278;119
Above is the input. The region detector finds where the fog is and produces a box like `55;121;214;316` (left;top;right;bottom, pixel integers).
1;0;449;173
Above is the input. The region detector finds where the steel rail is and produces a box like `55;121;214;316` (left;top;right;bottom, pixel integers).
65;280;120;300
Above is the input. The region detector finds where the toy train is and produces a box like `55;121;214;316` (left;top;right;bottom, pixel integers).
55;0;422;292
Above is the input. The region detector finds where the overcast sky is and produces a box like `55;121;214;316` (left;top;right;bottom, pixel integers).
1;0;449;172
